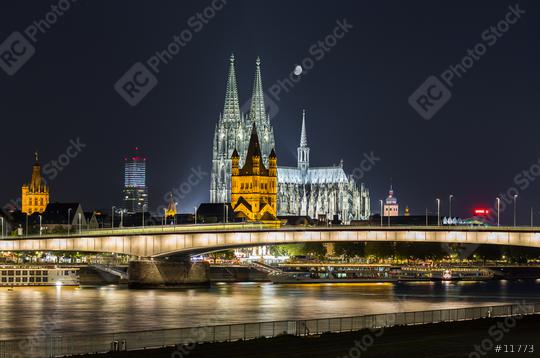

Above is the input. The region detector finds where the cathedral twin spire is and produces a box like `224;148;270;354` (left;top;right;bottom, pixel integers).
211;54;275;204
222;54;241;122
249;57;267;125
221;54;267;125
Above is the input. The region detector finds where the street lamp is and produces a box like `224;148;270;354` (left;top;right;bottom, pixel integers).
120;211;124;228
67;208;72;236
78;213;82;234
496;197;500;227
39;215;42;236
449;194;454;218
513;194;518;227
0;217;4;238
224;203;229;223
436;198;441;226
111;206;116;229
379;200;383;227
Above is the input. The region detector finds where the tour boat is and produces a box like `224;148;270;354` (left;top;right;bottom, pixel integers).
268;264;494;284
0;266;79;287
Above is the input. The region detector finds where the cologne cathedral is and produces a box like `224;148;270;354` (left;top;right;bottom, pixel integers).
210;55;370;223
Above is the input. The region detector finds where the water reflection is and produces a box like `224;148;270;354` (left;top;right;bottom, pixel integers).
0;280;538;340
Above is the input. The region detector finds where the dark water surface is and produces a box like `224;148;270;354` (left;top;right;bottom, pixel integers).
1;280;539;340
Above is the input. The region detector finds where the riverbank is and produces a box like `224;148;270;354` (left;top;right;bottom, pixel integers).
81;315;540;358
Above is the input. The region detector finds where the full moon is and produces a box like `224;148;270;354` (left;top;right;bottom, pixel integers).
294;65;303;76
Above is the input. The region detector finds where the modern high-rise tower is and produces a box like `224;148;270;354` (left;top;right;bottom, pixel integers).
123;147;148;213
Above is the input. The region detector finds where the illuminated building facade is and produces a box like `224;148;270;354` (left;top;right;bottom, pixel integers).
123;147;148;213
165;193;177;223
210;55;370;223
21;152;49;214
231;124;278;221
276;111;371;223
383;185;399;216
210;55;275;203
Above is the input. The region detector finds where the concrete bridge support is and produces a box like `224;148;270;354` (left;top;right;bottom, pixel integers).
128;259;210;288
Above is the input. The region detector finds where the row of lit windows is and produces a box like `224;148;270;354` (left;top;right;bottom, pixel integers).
2;270;49;276
1;277;48;283
124;163;146;187
239;182;274;190
27;198;46;206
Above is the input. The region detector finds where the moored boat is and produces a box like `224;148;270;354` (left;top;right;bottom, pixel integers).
0;265;79;287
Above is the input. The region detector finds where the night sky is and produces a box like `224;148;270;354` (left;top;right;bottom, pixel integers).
1;1;539;225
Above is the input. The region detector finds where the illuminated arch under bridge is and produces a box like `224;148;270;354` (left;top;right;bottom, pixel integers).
1;225;540;258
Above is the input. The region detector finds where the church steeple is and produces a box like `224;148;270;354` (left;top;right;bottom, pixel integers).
30;151;43;191
222;54;241;122
165;193;177;218
297;110;310;171
300;109;308;147
249;57;266;125
22;151;49;214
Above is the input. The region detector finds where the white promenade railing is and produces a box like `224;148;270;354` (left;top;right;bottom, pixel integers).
0;303;538;358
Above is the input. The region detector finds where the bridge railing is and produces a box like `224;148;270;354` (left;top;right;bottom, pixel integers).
0;303;538;358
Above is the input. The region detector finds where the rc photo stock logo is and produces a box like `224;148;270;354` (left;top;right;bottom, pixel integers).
408;3;525;120
114;0;227;106
0;0;77;76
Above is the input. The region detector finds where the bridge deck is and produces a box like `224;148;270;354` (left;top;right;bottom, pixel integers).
1;225;540;257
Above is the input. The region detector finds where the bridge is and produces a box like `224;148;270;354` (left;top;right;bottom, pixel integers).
1;224;540;258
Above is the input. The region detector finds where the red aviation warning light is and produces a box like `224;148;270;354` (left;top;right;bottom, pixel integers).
474;209;490;215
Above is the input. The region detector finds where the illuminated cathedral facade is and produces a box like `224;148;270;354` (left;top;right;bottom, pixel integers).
277;111;371;223
210;55;370;223
210;55;275;204
21;152;49;214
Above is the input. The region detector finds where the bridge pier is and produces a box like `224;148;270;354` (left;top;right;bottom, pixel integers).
128;259;210;288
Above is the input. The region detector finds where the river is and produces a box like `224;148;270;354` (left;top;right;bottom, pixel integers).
0;280;539;340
